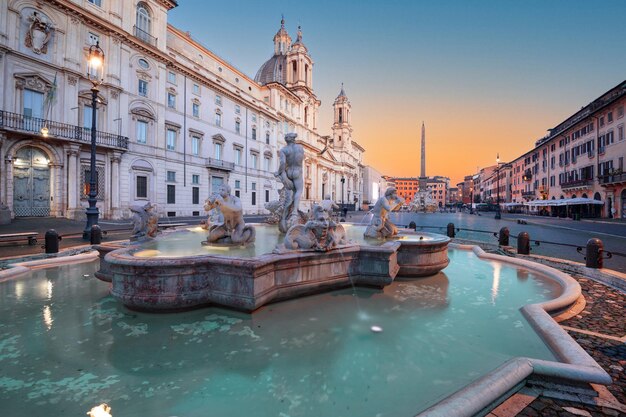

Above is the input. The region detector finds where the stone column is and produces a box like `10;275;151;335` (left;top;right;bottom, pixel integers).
65;145;81;219
110;152;121;218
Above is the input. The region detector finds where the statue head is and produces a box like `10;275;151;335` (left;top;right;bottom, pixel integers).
324;194;331;200
285;133;298;143
385;187;397;198
310;204;330;229
218;184;231;198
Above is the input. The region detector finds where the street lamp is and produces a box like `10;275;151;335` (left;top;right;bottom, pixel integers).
83;41;104;240
495;153;501;219
341;170;346;209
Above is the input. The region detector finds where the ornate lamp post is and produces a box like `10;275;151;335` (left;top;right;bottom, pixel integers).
495;153;501;219
341;170;346;209
83;41;104;240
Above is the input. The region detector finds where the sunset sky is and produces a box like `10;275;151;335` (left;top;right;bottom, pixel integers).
170;0;626;185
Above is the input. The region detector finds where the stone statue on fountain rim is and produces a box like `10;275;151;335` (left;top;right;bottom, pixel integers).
364;187;405;239
203;184;255;245
275;132;306;233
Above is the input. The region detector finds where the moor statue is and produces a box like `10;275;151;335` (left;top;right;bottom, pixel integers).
203;184;255;245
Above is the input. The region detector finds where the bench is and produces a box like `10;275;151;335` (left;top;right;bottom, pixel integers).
0;232;38;245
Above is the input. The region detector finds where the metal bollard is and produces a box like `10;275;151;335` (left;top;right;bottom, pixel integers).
447;223;455;238
45;229;61;254
91;224;103;245
498;227;509;246
517;232;530;255
408;221;417;230
585;238;603;269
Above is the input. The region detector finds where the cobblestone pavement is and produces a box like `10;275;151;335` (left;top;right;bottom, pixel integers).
517;274;626;417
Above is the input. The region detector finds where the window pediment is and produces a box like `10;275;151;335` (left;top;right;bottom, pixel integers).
189;128;204;137
15;73;53;93
212;133;226;144
130;107;155;120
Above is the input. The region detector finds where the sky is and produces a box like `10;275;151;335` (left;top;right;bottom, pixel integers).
169;0;626;185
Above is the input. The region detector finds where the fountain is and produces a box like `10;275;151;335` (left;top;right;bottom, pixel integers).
96;134;452;312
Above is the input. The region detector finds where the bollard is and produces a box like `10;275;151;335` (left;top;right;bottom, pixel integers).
585;238;603;269
517;232;530;255
408;221;417;230
91;224;103;245
45;229;61;254
498;227;509;246
447;223;455;238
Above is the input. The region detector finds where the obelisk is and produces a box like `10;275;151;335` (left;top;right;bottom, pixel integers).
419;121;427;191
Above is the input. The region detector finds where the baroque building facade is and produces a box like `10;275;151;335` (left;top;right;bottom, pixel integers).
468;80;626;218
0;1;364;219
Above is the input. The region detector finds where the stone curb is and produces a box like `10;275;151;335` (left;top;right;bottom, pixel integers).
420;244;611;417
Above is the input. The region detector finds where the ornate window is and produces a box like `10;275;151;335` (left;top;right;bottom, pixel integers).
136;3;151;35
166;127;177;151
138;79;148;97
136;120;148;144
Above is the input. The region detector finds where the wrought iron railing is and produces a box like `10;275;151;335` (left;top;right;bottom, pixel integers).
599;172;626;185
206;157;234;171
133;25;157;46
560;178;593;189
0;110;129;149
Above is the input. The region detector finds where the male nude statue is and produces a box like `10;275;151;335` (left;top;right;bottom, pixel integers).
275;132;305;233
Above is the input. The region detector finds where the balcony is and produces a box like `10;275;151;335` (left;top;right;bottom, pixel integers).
206;157;234;171
598;146;606;155
587;150;595;159
522;191;535;198
599;171;626;186
0;110;128;150
560;178;593;190
133;25;157;47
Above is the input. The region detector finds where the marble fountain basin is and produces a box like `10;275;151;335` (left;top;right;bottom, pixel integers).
95;225;450;312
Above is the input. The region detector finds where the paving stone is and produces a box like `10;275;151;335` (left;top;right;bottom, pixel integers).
516;272;626;417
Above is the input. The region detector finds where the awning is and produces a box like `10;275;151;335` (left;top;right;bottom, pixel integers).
503;202;524;207
524;198;603;207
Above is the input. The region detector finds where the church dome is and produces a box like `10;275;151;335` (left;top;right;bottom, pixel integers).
254;54;287;85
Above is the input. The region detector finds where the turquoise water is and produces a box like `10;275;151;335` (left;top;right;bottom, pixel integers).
0;249;559;417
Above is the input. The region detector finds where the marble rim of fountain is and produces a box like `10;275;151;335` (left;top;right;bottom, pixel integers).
103;240;402;312
394;230;450;277
0;241;612;416
419;243;611;417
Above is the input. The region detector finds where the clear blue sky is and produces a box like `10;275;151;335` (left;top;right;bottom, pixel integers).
169;0;626;183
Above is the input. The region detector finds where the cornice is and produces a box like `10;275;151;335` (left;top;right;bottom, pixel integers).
45;0;280;123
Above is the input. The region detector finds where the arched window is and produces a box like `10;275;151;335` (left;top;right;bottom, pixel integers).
136;3;151;35
292;61;297;83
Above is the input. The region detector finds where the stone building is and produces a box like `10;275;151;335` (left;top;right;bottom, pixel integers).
469;80;626;218
0;1;365;219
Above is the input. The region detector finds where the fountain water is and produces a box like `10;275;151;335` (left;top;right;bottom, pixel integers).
1;133;606;416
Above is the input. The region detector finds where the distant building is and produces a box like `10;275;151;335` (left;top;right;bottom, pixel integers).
448;187;459;204
362;165;384;206
464;80;626;218
387;176;449;207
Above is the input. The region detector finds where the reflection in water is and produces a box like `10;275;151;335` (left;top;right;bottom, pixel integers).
14;281;23;301
517;268;529;282
491;263;501;304
43;305;53;330
0;252;562;417
46;280;53;300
